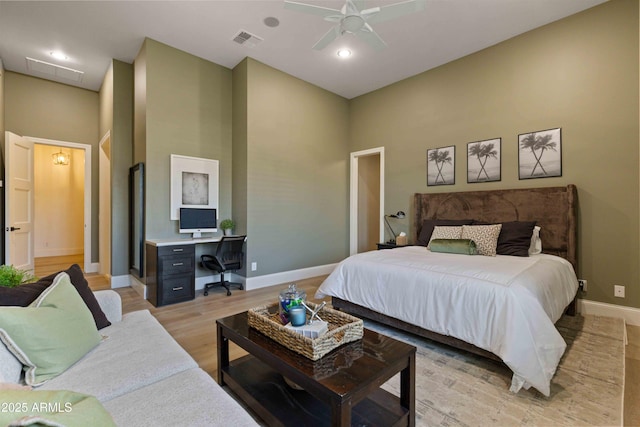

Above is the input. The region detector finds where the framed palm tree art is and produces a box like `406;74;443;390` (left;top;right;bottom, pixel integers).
518;128;562;179
467;138;501;183
427;145;455;186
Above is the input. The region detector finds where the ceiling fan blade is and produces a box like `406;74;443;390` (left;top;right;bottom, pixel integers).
312;26;340;51
284;0;342;18
351;0;366;11
344;0;361;16
355;27;387;51
365;0;426;25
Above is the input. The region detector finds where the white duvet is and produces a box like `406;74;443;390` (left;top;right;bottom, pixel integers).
315;246;579;396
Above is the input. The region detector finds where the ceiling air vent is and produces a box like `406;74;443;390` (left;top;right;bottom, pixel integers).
232;30;263;48
26;57;84;82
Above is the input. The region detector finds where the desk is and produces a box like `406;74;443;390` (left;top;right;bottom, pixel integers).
145;237;223;307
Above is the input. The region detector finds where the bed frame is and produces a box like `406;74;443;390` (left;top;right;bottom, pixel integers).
332;185;578;362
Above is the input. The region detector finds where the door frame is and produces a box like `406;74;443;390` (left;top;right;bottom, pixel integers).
27;136;93;273
349;147;385;255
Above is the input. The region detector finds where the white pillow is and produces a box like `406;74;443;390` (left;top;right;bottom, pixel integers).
428;226;463;248
529;226;542;254
461;224;502;256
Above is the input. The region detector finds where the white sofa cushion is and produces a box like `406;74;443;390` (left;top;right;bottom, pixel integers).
0;340;22;384
103;368;259;427
39;309;197;402
93;290;123;324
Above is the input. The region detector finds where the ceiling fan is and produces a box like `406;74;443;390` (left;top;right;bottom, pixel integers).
284;0;426;51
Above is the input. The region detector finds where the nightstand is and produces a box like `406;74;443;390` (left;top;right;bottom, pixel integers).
377;242;399;250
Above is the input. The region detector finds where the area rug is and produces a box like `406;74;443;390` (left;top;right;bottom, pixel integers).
368;314;625;426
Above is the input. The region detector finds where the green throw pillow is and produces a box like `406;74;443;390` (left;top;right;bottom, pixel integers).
0;273;102;386
0;389;116;427
429;238;478;255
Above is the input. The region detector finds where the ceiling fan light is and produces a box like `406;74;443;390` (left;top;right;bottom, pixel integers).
337;48;352;58
341;15;365;33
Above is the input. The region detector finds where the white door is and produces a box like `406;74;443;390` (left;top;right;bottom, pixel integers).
5;131;35;271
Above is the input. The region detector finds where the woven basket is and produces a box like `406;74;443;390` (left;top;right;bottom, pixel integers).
248;301;364;360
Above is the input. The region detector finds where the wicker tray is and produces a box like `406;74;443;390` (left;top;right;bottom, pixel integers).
247;301;364;361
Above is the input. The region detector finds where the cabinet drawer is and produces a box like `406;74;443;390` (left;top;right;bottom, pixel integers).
161;276;194;301
158;245;195;257
160;255;194;275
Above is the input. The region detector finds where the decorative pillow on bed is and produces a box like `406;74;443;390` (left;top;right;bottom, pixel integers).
461;224;502;256
416;219;474;246
529;225;542;254
427;226;463;248
496;221;537;257
429;239;478;255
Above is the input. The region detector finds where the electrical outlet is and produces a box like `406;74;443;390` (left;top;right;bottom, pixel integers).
251;262;257;271
614;284;625;298
578;279;587;292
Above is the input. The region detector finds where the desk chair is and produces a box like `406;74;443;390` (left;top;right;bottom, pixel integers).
200;235;246;296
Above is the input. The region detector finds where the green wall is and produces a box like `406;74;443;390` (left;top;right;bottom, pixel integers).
136;39;233;244
4;72;100;263
99;59;133;277
349;0;639;308
243;58;350;276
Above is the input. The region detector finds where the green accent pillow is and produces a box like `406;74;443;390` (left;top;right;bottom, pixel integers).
429;238;478;255
0;389;116;427
0;273;102;386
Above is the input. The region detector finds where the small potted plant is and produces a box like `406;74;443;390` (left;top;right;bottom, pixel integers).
0;264;37;288
220;219;235;236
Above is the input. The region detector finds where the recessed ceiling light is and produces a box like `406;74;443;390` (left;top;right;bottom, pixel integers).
50;51;68;60
264;17;280;28
337;49;352;58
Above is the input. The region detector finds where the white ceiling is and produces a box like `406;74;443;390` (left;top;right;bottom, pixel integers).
0;0;607;99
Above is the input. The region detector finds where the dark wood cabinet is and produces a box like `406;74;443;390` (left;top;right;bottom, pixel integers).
146;243;195;307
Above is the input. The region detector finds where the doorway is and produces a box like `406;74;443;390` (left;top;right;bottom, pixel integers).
5;132;93;273
33;143;85;274
349;147;385;255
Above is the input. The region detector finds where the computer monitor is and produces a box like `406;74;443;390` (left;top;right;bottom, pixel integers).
179;208;217;238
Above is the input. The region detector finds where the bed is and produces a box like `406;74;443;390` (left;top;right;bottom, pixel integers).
316;185;579;397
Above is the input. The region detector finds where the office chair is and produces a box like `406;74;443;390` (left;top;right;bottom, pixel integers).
200;235;246;296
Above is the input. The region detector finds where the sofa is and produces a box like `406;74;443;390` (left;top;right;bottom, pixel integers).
0;268;259;426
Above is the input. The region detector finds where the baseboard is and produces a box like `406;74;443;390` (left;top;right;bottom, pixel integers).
110;274;131;289
85;262;99;274
244;263;337;291
579;299;640;326
35;248;83;257
110;264;333;297
129;275;146;299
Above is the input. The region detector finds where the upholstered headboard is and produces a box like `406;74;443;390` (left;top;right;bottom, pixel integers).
413;185;578;271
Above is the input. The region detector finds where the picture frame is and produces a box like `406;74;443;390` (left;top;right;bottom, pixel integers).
518;127;562;180
427;145;455;186
170;154;219;220
467;138;501;183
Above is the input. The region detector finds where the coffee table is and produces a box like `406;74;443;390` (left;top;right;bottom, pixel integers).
216;311;416;426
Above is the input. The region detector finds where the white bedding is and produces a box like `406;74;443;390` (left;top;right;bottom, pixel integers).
315;246;578;397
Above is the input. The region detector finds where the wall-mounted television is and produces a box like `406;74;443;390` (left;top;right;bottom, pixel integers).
179;208;217;238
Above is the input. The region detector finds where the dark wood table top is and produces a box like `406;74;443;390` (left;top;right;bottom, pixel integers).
217;311;416;399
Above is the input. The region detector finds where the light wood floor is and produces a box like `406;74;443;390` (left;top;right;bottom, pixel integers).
35;256;640;425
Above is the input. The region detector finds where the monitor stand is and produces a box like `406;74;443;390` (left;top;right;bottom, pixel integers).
192;231;202;239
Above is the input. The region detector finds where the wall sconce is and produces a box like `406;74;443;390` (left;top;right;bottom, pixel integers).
52;150;70;166
384;211;406;244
